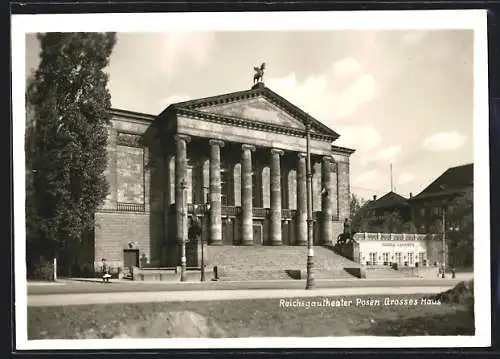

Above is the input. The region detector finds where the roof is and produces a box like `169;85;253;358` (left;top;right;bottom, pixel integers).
159;84;340;140
110;108;156;122
368;191;409;210
331;144;356;155
411;163;473;200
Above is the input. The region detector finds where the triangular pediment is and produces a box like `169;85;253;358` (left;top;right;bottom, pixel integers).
169;86;339;140
198;96;307;131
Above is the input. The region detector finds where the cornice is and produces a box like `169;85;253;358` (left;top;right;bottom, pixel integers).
174;106;336;142
331;144;356;155
110;108;156;123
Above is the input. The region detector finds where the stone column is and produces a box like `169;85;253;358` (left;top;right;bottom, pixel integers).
209;139;224;245
270;148;284;245
321;156;334;245
296;152;307;246
241;144;256;246
174;134;190;271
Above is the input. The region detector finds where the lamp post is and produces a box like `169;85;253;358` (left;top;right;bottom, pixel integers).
201;191;210;282
305;120;315;290
180;178;187;282
441;205;446;279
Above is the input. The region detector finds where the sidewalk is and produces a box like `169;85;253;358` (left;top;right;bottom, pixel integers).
27;285;456;307
26;281;66;286
31;272;473;286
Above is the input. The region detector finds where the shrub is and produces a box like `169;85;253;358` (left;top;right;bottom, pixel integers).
427;279;474;313
30;259;55;281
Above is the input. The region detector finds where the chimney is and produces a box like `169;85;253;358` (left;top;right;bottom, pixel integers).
410;192;413;198
373;195;377;201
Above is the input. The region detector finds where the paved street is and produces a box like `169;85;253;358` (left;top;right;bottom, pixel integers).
25;276;469;295
27;285;456;307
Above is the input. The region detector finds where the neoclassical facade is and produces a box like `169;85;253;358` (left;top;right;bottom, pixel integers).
94;83;355;269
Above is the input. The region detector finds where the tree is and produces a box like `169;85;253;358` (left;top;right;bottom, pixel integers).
446;188;473;268
349;194;372;232
380;211;405;233
401;220;418;234
26;33;117;276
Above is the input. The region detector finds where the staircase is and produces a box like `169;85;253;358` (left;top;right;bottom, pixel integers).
205;245;361;281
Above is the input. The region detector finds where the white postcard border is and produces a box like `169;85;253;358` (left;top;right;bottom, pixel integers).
12;9;491;350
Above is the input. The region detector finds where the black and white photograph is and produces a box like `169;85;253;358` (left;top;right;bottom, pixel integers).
12;10;490;350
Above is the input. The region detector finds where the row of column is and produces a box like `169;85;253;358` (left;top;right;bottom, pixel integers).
174;134;337;246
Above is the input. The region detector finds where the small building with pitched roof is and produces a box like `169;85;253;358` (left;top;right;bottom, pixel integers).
362;191;412;231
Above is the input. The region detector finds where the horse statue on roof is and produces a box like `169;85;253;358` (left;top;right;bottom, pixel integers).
253;62;266;84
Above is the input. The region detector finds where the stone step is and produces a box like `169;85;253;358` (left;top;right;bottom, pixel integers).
216;268;357;281
364;267;420;279
206;245;360;270
217;269;292;281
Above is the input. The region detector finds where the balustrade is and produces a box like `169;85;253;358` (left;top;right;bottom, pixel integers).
354;232;442;241
117;202;145;212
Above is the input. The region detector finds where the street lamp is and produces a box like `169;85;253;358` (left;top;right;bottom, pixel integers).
305;120;315;290
438;184;448;279
200;191;211;282
441;205;446;279
180;178;187;282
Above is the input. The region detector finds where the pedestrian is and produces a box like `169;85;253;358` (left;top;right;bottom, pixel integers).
101;258;111;283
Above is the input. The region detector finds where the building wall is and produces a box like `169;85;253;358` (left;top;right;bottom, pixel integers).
409;191;469;233
94;211;164;270
358;240;427;267
337;160;350;222
354;234;445;268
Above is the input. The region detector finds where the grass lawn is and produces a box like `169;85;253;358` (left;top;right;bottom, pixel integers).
28;294;474;339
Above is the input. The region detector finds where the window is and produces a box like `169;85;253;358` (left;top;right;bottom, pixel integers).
408;252;414;266
220;167;229;206
369;252;377;266
252;170;260;207
395;252;402;265
382;252;390;265
418;252;426;264
186;166;193;204
420;208;426;216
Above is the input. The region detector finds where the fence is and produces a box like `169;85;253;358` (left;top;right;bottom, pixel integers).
353;232;440;241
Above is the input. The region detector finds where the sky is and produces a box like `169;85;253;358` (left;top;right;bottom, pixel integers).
25;29;474;201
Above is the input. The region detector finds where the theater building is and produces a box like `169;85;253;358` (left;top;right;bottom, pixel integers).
93;83;355;270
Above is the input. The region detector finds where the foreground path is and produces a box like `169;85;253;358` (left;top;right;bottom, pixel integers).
27;285;455;307
27;277;469;295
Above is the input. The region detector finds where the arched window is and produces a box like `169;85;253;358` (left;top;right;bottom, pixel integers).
252;168;261;207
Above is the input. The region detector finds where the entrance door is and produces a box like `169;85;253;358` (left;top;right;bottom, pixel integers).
222;219;234;245
253;223;263;245
282;221;290;245
124;249;139;268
